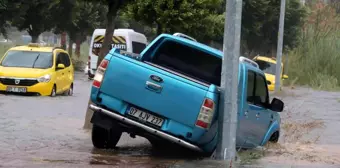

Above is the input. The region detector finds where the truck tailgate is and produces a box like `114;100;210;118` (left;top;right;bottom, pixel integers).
99;55;209;127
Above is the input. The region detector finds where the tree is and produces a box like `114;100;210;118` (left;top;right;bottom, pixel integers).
82;0;134;67
83;0;134;130
241;0;307;57
52;0;106;57
73;1;106;57
50;0;77;50
126;0;224;43
330;0;340;14
0;0;22;38
11;0;55;42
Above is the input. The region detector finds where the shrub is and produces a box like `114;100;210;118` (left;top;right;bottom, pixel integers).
287;2;340;90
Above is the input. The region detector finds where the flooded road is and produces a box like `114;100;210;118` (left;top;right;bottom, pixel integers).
256;87;340;167
0;73;227;168
1;72;339;167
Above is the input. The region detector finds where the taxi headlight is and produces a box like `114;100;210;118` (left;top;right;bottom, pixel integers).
38;74;51;83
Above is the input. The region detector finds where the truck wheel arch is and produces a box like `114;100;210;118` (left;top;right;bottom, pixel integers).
269;131;279;143
260;120;280;146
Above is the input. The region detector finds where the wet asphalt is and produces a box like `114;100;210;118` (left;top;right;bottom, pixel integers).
0;73;228;168
1;72;340;168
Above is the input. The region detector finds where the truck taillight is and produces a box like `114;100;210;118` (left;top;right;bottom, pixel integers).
195;98;215;129
92;59;109;88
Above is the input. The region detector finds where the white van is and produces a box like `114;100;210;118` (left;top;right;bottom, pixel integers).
86;29;148;78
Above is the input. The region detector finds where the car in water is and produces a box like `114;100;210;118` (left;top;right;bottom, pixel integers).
88;33;285;155
253;56;288;91
0;43;74;97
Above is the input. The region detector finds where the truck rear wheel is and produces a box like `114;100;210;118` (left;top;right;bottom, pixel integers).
148;139;173;150
92;124;122;149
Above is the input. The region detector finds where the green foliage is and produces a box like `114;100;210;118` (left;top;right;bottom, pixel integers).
126;0;224;42
10;0;56;42
241;0;307;56
0;0;22;38
50;0;77;35
52;0;107;42
287;3;340;90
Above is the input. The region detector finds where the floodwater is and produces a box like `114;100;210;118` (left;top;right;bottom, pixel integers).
0;73;227;168
256;87;340;167
0;73;339;167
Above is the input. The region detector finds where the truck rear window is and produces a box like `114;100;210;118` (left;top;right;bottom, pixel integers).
151;40;221;86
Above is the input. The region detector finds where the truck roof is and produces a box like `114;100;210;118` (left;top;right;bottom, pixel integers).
146;33;263;74
150;34;223;58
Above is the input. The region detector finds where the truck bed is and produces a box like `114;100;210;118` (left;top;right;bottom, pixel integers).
99;53;210;128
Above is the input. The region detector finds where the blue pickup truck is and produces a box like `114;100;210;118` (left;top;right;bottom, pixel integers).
89;33;284;155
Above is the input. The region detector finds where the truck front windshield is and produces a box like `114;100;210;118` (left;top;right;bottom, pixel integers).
0;50;53;69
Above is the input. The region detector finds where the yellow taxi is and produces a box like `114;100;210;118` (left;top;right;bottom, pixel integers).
253;56;288;91
0;43;74;97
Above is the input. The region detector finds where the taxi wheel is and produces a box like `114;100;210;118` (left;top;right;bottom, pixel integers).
68;84;73;96
50;85;57;97
64;84;73;96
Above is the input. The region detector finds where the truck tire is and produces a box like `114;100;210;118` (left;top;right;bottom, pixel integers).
92;124;122;149
269;131;279;143
149;139;171;150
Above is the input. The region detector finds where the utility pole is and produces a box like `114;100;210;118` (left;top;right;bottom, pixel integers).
274;0;286;93
216;0;243;167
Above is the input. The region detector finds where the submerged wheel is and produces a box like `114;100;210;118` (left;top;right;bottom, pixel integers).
64;84;73;96
269;131;279;143
148;138;174;150
92;124;122;149
50;85;56;97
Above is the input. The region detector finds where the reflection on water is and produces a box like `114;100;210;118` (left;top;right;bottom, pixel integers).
89;144;207;167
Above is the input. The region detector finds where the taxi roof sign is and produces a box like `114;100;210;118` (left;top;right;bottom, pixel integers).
28;43;40;47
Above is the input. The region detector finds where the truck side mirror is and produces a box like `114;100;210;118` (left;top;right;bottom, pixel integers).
270;98;284;112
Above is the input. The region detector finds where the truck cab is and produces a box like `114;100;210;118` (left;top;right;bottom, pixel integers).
88;33;284;155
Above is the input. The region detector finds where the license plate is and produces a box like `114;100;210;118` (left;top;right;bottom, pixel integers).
6;86;27;93
127;107;164;127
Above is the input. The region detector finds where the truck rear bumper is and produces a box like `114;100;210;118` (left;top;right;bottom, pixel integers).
89;104;204;153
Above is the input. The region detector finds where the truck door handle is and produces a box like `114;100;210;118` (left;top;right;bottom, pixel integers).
62;73;64;75
256;113;260;119
145;81;162;93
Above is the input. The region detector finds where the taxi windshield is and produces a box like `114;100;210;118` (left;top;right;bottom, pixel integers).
0;50;53;69
254;59;277;75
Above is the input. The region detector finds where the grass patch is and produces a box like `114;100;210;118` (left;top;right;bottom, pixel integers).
238;149;265;165
286;4;340;91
